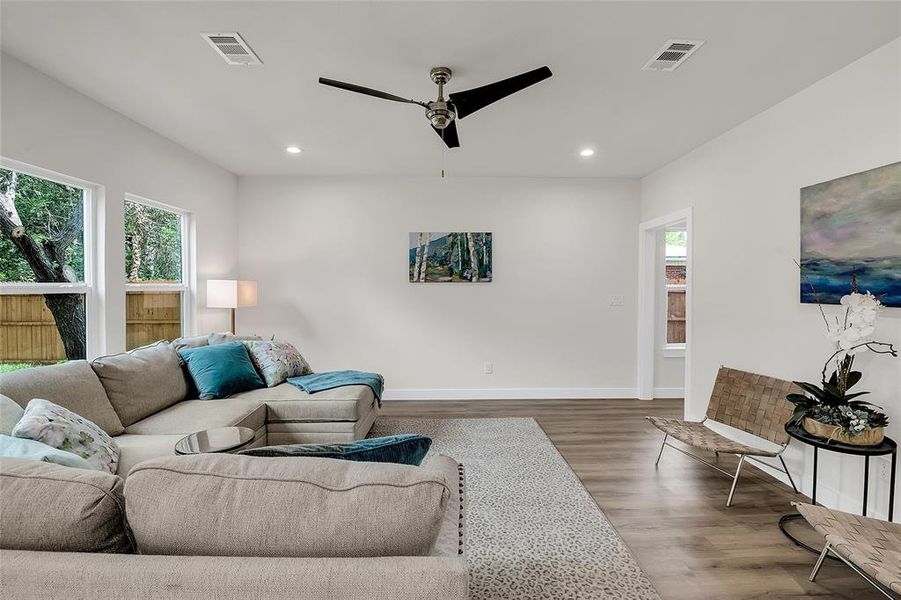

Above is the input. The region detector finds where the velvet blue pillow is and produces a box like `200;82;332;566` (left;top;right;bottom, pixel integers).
178;342;264;400
238;434;432;466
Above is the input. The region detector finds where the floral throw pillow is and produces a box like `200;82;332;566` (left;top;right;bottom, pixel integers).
243;340;313;387
11;399;119;473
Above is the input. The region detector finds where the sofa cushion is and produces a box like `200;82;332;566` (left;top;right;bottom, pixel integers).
0;361;124;436
91;341;188;427
124;397;267;435
235;383;375;422
0;393;24;435
125;453;450;557
208;332;263;345
170;334;209;353
113;433;183;477
239;434;431;466
0;457;133;553
12;399;119;473
179;342;265;400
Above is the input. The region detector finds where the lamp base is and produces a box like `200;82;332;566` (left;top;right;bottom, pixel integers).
230;308;236;335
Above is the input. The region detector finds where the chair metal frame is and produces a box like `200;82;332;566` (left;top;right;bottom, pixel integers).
809;541;897;599
653;416;798;507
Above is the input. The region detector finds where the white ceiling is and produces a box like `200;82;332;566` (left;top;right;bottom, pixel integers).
1;2;898;177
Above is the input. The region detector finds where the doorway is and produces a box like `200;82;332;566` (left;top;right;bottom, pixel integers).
637;208;692;406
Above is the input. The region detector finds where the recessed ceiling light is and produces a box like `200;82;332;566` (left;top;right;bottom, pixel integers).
579;148;595;158
286;146;302;154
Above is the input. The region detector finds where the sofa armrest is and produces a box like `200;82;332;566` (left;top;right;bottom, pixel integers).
1;550;469;600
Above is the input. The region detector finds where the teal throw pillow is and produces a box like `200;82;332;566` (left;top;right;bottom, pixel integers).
239;434;431;466
178;342;264;400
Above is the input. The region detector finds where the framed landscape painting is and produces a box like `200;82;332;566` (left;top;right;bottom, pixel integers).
409;232;492;283
800;161;901;307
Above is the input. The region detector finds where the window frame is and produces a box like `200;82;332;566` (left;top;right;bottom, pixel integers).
123;193;194;340
0;156;100;358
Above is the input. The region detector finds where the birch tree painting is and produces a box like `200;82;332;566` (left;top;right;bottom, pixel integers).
409;232;492;283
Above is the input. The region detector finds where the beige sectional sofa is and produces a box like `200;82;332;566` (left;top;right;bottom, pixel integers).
0;339;469;599
0;338;379;476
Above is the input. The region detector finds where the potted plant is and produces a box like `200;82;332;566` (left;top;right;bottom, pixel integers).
787;280;897;446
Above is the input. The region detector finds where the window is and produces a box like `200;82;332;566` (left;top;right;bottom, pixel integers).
0;161;94;371
664;229;686;351
124;196;191;350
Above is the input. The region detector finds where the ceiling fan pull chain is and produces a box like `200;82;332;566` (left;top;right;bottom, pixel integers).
441;130;447;178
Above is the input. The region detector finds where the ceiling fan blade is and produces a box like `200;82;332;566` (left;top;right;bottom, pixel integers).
318;77;426;107
432;121;460;148
449;66;552;119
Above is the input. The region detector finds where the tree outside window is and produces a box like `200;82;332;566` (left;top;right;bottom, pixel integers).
125;200;182;283
124;198;186;350
1;167;87;365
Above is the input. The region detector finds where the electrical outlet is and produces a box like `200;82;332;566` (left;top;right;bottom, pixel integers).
608;294;624;306
878;458;892;482
483;362;493;375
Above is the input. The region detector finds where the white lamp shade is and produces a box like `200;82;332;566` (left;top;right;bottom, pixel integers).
207;280;257;308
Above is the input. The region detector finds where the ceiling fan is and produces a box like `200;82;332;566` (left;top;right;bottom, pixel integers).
318;66;552;148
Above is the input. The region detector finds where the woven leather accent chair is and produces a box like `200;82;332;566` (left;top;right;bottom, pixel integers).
647;366;799;507
798;502;901;598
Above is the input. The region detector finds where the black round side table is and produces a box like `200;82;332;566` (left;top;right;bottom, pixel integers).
779;421;896;554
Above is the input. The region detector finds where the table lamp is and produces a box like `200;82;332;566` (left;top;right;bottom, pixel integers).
207;279;257;334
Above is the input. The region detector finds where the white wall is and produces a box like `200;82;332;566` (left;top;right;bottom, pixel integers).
237;176;641;398
1;54;239;352
641;38;901;520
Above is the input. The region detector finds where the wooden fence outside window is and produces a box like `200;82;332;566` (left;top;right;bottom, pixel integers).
0;292;181;364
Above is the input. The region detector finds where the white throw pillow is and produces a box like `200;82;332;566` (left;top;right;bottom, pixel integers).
0;394;25;435
11;398;119;473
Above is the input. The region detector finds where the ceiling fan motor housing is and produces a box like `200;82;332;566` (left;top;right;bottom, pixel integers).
426;101;455;129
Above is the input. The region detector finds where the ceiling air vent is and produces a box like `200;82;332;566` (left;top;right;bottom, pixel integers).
202;32;262;66
642;39;704;72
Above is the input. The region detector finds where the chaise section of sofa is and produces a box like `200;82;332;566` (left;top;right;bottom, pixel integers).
240;384;378;444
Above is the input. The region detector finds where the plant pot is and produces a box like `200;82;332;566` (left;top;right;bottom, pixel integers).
802;417;885;446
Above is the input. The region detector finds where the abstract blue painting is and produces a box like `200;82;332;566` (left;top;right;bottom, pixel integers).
800;161;901;307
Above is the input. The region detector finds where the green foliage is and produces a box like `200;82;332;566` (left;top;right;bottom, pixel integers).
786;367;888;436
0;363;40;373
0;168;84;282
0;362;64;373
124;200;182;282
665;230;686;247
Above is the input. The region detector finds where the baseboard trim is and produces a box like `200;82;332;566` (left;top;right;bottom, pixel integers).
653;387;684;398
383;387;640;401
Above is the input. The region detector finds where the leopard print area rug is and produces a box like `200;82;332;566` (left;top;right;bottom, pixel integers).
370;417;661;600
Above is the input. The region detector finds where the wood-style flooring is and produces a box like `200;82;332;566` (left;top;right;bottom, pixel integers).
380;398;884;600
